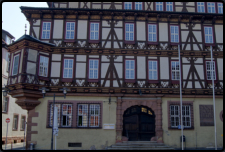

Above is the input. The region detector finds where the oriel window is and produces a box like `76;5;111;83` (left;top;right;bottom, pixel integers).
39;55;49;77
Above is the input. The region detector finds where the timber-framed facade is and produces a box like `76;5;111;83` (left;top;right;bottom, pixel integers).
6;2;223;150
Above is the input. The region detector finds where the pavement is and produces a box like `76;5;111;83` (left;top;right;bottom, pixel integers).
1;142;26;150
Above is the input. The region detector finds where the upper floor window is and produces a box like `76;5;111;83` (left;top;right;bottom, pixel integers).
21;116;26;130
39;55;49;77
125;23;134;41
65;22;75;39
89;59;99;80
13;114;18;130
125;60;135;79
148;24;157;42
12;54;20;76
2;97;8;113
5;35;11;45
218;3;223;14
41;22;51;39
171;61;180;80
156;2;163;11
148;60;158;80
166;2;173;11
206;61;216;80
204;26;214;44
125;2;132;10
63;59;73;78
135;2;142;10
197;2;205;13
207;2;216;13
90;23;99;40
170;25;179;43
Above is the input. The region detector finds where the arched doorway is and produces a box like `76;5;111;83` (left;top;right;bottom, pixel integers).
122;105;155;141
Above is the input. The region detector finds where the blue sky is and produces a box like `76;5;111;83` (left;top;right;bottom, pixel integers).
2;2;48;41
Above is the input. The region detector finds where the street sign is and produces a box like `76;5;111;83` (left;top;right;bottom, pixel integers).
6;118;10;123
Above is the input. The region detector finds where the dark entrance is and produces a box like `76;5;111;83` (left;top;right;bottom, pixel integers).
122;105;155;141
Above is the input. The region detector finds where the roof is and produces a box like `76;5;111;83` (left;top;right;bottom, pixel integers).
8;34;55;47
2;29;15;39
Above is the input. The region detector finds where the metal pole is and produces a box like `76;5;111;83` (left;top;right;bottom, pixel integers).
5;123;8;150
24;121;26;150
55;135;56;150
210;45;217;150
178;45;183;150
51;93;55;150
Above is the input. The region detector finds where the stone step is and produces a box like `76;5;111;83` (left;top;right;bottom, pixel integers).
107;147;175;150
112;145;171;148
115;143;165;146
114;144;166;147
122;141;157;143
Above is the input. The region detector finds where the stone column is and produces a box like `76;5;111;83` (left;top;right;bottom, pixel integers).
116;97;123;143
156;97;163;143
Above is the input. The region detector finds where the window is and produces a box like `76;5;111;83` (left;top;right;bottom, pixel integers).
148;60;158;80
207;2;215;13
78;104;100;127
89;59;99;79
171;61;180;80
2;97;8;113
166;2;173;11
125;60;135;79
206;61;216;80
148;24;157;42
12;54;20;76
156;2;163;11
125;23;134;41
204;26;213;44
21;116;26;130
124;2;132;10
90;23;99;40
13;115;18;130
41;22;51;39
170;25;179;43
197;2;205;13
39;55;49;77
6;52;9;73
65;22;75;39
6;35;11;45
170;105;191;128
63;59;73;78
218;3;223;14
49;104;72;127
135;2;142;10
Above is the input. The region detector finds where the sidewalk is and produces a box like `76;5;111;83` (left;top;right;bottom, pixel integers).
2;142;26;150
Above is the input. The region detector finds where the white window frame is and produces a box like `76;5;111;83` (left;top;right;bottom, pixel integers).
90;23;99;40
2;97;8;112
13;115;18;130
125;2;132;10
89;104;100;127
218;3;223;14
39;55;49;77
65;22;75;39
166;2;173;11
170;105;180;127
41;22;51;39
170;25;179;43
89;59;99;79
204;27;213;44
61;104;72;127
63;59;73;78
156;2;163;11
50;104;61;127
171;61;180;80
182;105;191;127
148;61;158;80
12;54;20;76
207;2;216;13
206;61;216;80
125;23;134;41
135;2;142;10
197;2;205;13
78;104;89;127
125;60;135;79
21;116;25;130
148;24;157;42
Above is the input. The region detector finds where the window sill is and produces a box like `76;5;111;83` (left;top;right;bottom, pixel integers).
171;80;180;84
148;42;158;45
170;43;180;46
148;80;159;83
124;41;135;45
205;43;215;47
2;111;8;114
38;76;50;81
168;127;194;130
207;80;218;84
88;40;100;44
88;79;99;83
12;129;18;131
124;79;136;83
64;40;76;43
61;78;73;82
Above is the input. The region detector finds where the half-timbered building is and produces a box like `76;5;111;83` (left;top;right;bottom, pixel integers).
6;2;223;150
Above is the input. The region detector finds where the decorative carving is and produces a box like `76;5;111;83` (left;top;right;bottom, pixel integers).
11;77;17;84
43;14;51;18
161;81;169;88
79;15;88;19
137;81;145;88
138;42;145;49
149;83;158;88
54;40;62;47
51;79;59;86
171;45;178;50
76;79;85;87
66;43;74;47
62;82;72;87
90;15;100;20
54;15;64;18
39;80;45;85
207;83;216;89
217;45;223;51
172;84;179;88
88;82;98;87
90;43;99;48
78;41;86;47
66;15;76;19
148;45;157;50
27;75;35;83
220;82;223;89
159;43;168;50
125;44;134;49
125;16;134;20
126;83;135;88
31;14;40;18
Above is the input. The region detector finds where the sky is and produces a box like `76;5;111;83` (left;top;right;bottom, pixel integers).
2;2;48;41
